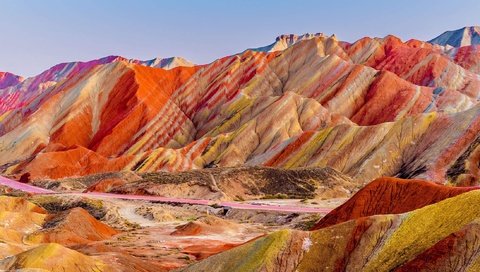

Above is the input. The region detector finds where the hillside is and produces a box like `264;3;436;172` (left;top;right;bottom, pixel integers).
1;25;480;271
0;31;479;186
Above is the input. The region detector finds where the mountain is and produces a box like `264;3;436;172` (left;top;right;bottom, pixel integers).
429;26;480;47
249;33;331;52
0;55;194;115
1;26;480;271
1;31;480;186
0;72;23;89
132;56;194;69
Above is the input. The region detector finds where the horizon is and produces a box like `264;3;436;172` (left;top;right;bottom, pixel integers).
1;0;480;77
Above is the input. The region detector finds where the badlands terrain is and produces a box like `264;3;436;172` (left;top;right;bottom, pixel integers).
0;26;480;271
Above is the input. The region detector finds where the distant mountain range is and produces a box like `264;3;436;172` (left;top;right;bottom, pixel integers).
430;26;480;47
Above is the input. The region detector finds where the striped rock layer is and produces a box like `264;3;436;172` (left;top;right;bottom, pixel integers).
181;189;480;272
0;55;193;115
0;72;23;89
0;32;480;185
312;177;477;229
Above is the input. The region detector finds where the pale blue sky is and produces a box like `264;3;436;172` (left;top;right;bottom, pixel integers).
1;0;479;76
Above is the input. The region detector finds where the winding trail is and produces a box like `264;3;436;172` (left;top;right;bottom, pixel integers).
0;175;332;214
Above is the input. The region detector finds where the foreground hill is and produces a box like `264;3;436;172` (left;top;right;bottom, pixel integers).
182;189;480;272
312;177;477;229
0;196;112;265
0;243;111;272
0;195;174;271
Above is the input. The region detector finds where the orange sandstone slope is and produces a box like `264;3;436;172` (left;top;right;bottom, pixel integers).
20;103;480;185
0;195;162;272
27;207;118;246
0;32;479;185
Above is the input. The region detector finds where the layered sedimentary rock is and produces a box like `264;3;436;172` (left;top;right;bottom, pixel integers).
312;177;477;229
0;55;194;117
0;196;112;259
0;243;109;272
182;190;480;272
27;207;118;246
1;26;480;271
0;72;23;89
0;195;166;271
1;28;480;187
448;45;480;73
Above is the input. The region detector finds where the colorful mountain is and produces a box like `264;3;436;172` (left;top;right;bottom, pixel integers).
1;26;480;272
312;177;477;229
182;190;480;272
0;55;193;116
1;31;480;186
0;72;23;89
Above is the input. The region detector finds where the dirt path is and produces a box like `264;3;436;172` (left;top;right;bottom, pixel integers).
116;202;158;227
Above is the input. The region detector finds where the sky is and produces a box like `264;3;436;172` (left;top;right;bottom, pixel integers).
1;0;479;76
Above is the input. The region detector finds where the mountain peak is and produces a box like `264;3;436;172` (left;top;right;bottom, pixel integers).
134;56;194;69
0;72;23;89
429;26;480;47
250;32;332;53
275;33;326;43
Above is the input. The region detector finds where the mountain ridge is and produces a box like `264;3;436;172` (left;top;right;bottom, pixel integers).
429;26;480;47
1;29;480;186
